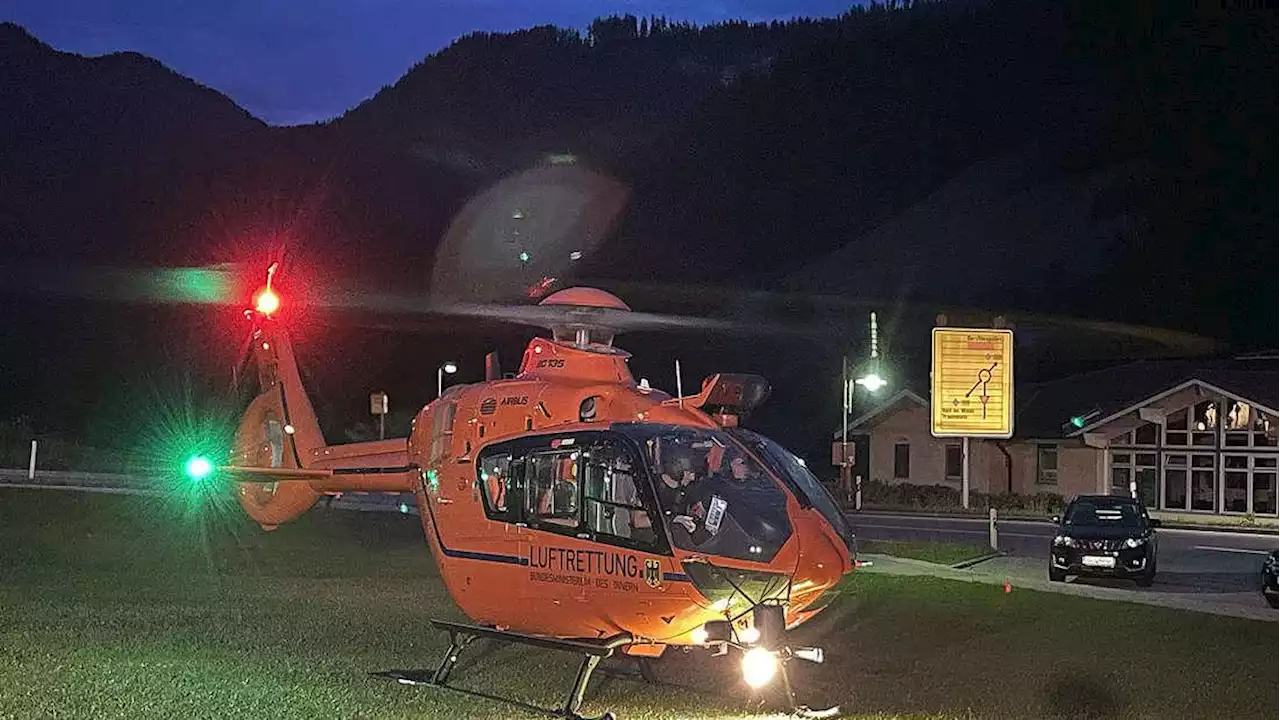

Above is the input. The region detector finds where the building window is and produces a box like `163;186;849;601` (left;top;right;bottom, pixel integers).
1110;451;1131;495
1165;407;1189;447
1036;445;1058;485
1111;451;1157;507
1253;457;1277;515
893;442;910;479
1191;454;1216;511
1162;453;1188;511
944;444;962;480
1225;402;1278;448
1133;423;1159;446
1191;400;1217;447
1223;455;1249;513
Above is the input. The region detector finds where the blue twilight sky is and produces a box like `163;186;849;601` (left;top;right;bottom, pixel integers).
6;1;856;125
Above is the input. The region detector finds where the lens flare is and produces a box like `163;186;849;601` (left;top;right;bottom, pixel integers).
184;455;214;481
742;647;778;689
254;288;281;316
690;626;709;645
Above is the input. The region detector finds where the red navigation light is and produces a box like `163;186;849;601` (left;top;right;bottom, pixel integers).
254;288;281;316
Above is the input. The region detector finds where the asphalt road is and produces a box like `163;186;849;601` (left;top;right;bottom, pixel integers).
851;511;1278;599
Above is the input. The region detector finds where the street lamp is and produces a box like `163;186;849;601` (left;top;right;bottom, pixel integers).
438;361;458;398
840;311;887;508
855;372;887;393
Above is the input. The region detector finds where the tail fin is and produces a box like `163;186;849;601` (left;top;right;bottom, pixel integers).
229;311;328;528
223;269;415;529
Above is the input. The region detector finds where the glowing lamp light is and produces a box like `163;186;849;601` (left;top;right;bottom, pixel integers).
738;626;761;645
442;361;459;375
855;373;887;393
741;648;778;689
1070;415;1086;429
518;251;531;263
690;627;709;646
254;288;281;316
184;455;213;482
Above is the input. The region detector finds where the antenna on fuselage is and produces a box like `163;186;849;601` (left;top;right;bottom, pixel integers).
675;359;684;408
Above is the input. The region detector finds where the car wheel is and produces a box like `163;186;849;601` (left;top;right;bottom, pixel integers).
1049;567;1066;583
1267;594;1278;609
1135;568;1155;587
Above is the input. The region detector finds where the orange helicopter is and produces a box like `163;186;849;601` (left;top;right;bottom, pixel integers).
213;267;856;719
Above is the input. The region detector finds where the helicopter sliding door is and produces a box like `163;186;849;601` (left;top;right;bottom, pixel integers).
478;431;675;637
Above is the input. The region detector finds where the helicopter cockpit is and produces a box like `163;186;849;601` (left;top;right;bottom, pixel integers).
617;424;792;563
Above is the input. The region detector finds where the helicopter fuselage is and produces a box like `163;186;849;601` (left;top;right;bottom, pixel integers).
226;288;854;657
403;335;853;653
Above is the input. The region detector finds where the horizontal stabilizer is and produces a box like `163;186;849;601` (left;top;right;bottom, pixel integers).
218;465;334;484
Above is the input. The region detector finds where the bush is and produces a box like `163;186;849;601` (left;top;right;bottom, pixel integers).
853;478;1064;515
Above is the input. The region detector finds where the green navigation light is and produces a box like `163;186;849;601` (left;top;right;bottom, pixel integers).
184;455;214;481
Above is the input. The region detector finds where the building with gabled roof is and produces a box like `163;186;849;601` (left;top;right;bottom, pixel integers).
834;356;1278;517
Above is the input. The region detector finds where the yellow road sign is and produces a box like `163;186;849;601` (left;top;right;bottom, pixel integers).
931;328;1014;438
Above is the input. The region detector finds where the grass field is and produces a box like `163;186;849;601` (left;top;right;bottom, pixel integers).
0;488;1275;720
854;540;991;566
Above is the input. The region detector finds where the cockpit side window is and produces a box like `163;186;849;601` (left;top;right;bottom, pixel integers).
582;439;658;550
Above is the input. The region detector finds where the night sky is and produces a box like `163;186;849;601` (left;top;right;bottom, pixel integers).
6;0;857;125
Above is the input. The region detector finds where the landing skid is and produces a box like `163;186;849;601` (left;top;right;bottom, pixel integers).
779;661;841;719
373;619;632;720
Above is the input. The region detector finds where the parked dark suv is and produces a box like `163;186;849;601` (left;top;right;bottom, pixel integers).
1263;549;1278;609
1049;495;1159;587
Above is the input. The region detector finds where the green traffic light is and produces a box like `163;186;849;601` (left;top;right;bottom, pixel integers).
1070;416;1086;429
184;455;214;481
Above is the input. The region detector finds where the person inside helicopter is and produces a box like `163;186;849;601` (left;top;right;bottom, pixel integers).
656;449;704;535
623;425;792;562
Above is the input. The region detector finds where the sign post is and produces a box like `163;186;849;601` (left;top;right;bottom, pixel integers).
370;391;389;441
931;327;1014;509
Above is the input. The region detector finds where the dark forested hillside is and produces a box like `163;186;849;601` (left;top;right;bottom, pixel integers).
0;0;1273;460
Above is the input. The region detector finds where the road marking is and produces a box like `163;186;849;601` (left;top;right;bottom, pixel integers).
1193;545;1274;555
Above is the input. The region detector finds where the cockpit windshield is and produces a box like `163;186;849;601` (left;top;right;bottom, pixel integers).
615;423;792;562
727;427;854;551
